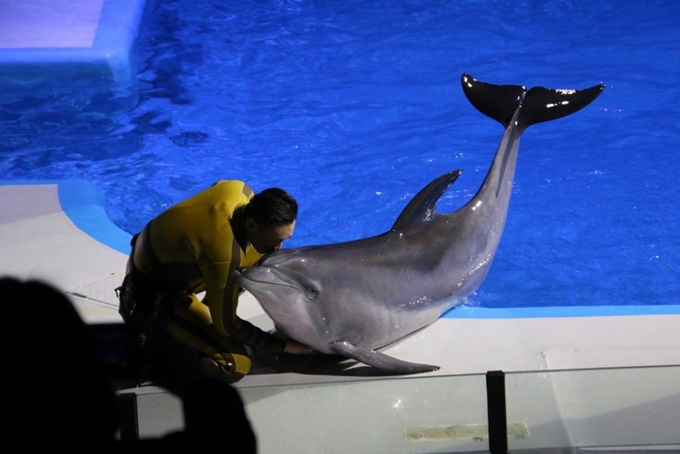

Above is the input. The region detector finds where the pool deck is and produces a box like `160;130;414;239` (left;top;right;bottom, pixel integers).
2;0;680;450
3;180;680;385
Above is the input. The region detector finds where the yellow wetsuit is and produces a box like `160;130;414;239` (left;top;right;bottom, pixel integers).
130;180;285;376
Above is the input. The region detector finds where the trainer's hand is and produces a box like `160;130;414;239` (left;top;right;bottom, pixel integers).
283;339;315;355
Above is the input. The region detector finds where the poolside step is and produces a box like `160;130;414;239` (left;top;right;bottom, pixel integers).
0;0;147;81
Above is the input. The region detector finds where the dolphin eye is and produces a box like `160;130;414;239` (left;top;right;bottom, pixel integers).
307;288;319;300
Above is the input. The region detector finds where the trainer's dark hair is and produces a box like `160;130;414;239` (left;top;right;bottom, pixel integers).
244;188;298;228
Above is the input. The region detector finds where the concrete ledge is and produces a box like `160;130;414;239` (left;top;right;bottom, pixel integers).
445;303;680;319
0;180;129;322
0;0;147;81
1;179;132;253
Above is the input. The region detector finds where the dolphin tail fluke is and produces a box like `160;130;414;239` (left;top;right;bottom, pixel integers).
330;341;440;374
461;73;605;131
461;74;526;127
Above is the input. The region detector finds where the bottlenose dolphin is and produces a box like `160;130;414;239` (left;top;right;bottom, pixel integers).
234;74;604;374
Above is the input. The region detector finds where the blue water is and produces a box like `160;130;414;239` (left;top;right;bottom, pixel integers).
1;0;678;309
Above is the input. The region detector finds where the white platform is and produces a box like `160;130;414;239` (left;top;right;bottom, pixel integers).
3;182;679;378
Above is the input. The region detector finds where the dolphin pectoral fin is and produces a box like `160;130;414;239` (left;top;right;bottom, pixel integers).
330;341;440;374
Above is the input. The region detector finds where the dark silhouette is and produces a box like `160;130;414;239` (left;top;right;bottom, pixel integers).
1;276;256;453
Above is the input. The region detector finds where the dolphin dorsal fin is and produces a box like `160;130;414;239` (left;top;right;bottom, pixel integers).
391;170;462;231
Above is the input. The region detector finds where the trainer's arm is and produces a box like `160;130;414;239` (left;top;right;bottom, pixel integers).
202;262;286;352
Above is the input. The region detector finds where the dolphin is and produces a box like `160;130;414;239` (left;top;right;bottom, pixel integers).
234;74;605;374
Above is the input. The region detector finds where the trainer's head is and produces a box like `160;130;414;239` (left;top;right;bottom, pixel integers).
244;188;297;254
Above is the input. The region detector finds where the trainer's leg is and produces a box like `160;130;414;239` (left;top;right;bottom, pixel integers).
166;295;251;382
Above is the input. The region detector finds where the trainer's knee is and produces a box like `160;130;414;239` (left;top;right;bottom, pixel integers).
212;347;251;376
232;352;251;375
201;356;247;384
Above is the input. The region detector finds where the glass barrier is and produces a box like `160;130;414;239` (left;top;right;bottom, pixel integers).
127;364;680;453
505;365;680;451
238;373;489;454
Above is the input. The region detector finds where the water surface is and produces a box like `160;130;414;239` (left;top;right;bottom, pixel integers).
1;0;678;309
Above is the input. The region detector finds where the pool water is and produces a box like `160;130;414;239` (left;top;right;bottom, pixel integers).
1;0;678;309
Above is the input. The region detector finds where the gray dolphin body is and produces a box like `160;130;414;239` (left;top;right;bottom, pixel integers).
234;74;604;374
